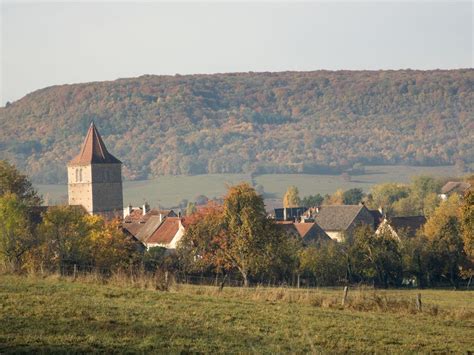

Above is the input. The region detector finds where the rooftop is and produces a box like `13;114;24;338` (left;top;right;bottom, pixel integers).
69;122;121;165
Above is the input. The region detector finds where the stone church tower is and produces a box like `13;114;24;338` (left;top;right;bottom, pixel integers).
68;122;123;218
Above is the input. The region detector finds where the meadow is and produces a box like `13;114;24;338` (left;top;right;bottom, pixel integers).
0;274;473;353
36;165;457;208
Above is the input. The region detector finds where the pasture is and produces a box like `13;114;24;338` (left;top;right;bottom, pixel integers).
36;165;457;208
0;274;473;353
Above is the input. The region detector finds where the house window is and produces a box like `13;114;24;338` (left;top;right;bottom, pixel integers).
79;169;83;182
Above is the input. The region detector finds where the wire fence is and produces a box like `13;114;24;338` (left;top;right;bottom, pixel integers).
50;263;471;290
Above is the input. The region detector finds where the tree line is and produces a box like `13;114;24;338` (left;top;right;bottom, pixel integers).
1;70;472;183
0;160;472;288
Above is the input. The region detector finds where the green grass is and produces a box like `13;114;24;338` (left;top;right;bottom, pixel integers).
0;274;473;353
36;165;457;208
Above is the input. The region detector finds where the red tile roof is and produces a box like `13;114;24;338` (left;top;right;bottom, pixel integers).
69;122;121;165
145;217;181;245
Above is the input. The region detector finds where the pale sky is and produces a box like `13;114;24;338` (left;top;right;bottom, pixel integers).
1;1;472;104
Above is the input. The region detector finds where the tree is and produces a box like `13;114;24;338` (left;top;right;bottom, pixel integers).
0;193;36;271
0;160;41;205
425;216;465;287
301;194;324;208
186;201;197;216
459;190;474;283
36;206;97;271
401;234;430;288
89;219;140;270
180;183;285;287
460;190;473;262
325;189;344;205
343;188;364;205
283;186;301;207
367;183;410;214
346;225;403;287
424;194;460;239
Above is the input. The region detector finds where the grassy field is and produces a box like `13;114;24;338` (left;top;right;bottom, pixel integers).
1;274;473;353
36;165;458;208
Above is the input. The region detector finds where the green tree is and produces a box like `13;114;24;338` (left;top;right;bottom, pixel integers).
0;160;41;205
346;225;403;287
283;186;301;207
400;234;430;288
36;206;98;271
301;194;324;208
343;188;364;205
425;216;465;287
185;201;197;216
0;193;36;271
367;183;410;214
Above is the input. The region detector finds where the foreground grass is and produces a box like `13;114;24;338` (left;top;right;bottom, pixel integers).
1;275;473;353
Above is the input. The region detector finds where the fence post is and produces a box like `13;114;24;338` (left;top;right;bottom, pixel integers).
73;264;77;280
416;293;422;312
342;286;349;306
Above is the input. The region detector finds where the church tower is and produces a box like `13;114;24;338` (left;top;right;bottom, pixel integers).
68;122;123;218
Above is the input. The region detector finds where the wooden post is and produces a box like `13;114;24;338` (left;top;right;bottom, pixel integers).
342;286;349;306
297;274;301;289
416;293;422;312
73;264;77;280
165;271;169;286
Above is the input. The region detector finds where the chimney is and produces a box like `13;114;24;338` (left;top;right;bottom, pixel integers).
123;204;132;218
142;203;149;216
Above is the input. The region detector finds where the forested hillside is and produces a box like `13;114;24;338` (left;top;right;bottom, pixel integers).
0;70;472;183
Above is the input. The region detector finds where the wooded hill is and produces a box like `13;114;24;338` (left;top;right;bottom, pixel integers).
1;69;472;183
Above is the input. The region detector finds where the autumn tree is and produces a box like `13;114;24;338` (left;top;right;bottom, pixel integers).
180;183;286;286
36;206;98;271
0;193;36;271
460;190;473;262
325;189;344;205
283;186;301;207
0;160;41;205
89;219;140;270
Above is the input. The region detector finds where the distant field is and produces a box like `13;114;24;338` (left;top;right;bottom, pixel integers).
0;275;472;353
36;165;458;208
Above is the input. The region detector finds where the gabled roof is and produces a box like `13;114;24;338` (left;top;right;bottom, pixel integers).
135;215;163;242
276;221;330;243
441;181;471;195
314;205;365;231
386;216;427;238
293;222;331;243
69;122;121;165
145;217;182;245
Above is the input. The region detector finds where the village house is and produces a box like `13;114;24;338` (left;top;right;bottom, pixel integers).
375;216;427;240
312;205;376;242
133;216;185;250
439;181;471;200
122;205;177;238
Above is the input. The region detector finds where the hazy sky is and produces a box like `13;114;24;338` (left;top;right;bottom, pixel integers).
1;1;472;104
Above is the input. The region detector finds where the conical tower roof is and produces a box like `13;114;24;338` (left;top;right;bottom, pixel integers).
69;122;121;165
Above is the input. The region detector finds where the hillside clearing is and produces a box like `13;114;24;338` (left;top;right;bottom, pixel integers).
0;275;473;353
